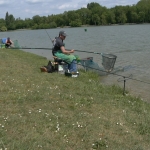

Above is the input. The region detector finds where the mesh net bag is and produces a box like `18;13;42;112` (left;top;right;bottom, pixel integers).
13;40;20;48
80;57;102;71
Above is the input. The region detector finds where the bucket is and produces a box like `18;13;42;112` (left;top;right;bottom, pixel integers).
58;64;68;74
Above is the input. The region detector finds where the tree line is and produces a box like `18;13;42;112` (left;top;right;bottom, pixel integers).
0;0;150;31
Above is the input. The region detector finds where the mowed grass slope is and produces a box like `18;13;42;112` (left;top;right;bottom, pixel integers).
0;49;150;150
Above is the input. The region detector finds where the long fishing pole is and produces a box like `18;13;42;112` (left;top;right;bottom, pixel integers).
45;29;53;43
14;47;102;55
44;29;102;55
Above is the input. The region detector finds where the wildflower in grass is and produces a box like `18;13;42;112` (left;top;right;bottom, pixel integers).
18;114;22;117
38;109;41;112
38;145;42;148
120;123;123;126
77;122;83;128
55;85;58;89
56;122;60;131
45;113;49;117
4;117;8;120
3;81;6;84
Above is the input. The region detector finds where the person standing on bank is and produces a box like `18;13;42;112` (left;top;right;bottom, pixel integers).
52;31;79;74
5;37;14;48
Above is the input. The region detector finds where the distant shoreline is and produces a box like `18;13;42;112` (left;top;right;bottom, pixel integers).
5;23;150;32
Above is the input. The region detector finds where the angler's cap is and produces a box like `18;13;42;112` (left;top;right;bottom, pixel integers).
59;31;67;36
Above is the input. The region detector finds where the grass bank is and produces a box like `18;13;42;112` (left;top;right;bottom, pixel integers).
0;49;150;150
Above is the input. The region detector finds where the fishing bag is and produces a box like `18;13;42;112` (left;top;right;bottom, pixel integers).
40;61;55;73
46;61;55;73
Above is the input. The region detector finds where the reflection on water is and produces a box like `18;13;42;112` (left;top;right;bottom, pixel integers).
1;25;150;102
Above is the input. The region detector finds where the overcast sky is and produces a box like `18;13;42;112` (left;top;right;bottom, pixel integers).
0;0;140;19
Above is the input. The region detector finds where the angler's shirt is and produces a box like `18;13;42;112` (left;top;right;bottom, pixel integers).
52;37;65;55
6;39;12;44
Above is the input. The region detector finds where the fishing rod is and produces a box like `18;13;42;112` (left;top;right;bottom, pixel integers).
45;29;53;43
12;47;103;55
44;29;103;55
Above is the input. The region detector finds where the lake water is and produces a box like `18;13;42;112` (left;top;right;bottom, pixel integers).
1;24;150;102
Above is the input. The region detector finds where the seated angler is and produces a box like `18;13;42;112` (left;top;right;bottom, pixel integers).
5;37;14;48
52;31;79;76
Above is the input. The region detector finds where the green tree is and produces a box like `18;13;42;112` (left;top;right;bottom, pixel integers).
67;10;81;26
114;6;127;24
15;18;25;29
131;11;138;23
55;14;65;27
0;18;5;27
5;12;9;26
69;19;82;27
87;2;101;10
24;18;33;28
138;11;145;22
32;15;41;25
136;0;150;22
76;8;92;25
0;26;7;31
49;22;57;28
88;2;107;25
5;12;16;30
92;14;100;25
107;9;116;24
101;12;108;25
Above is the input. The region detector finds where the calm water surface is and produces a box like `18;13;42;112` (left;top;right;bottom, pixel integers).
1;25;150;102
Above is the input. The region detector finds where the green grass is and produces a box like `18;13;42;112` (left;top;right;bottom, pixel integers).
0;48;150;150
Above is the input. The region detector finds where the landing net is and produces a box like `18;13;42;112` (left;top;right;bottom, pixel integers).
101;53;117;72
79;53;117;74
